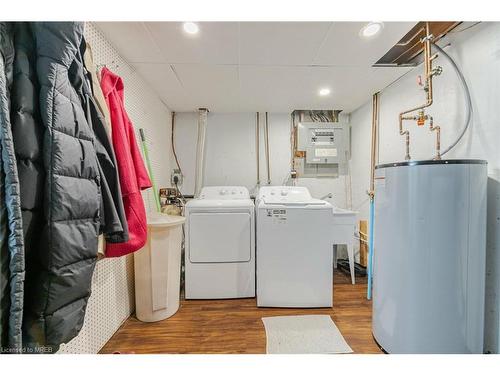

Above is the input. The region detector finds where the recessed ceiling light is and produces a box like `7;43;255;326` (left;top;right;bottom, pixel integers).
183;22;199;35
319;88;331;96
360;22;384;38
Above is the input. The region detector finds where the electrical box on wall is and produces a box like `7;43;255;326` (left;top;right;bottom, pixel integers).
296;121;350;177
171;169;183;186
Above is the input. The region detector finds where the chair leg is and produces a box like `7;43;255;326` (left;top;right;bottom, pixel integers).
347;243;355;284
333;245;338;269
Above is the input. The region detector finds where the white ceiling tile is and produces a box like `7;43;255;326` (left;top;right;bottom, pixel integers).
95;21;415;113
239;65;412;113
132;62;190;111
239;22;332;66
144;22;240;64
96;22;164;63
171;64;241;111
313;22;416;67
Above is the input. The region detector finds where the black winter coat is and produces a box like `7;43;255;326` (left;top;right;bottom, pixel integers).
11;22;44;279
0;22;25;353
10;22;45;352
22;22;100;352
70;40;128;244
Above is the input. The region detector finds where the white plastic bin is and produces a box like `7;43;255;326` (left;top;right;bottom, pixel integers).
134;213;186;322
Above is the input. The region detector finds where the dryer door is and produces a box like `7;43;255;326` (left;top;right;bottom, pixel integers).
189;212;252;263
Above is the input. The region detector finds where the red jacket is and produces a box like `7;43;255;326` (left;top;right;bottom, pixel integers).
100;67;152;257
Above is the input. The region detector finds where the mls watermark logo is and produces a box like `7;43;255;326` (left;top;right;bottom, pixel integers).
1;345;53;354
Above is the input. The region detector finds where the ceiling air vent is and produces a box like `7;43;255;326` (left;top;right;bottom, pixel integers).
374;21;461;67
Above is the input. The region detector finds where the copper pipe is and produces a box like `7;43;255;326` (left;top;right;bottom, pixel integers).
369;95;376;197
400;24;434;116
424;22;433;104
369;92;380;199
398;22;435;160
399;115;416;160
428;116;441;160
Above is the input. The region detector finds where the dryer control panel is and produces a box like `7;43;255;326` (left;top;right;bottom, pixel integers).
199;186;250;200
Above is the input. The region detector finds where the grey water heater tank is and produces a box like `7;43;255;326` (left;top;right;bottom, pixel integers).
372;159;487;353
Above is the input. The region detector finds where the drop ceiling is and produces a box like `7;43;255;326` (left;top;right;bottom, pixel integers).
95;21;415;113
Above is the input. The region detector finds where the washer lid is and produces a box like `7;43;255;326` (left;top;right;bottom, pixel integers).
258;187;330;206
258;186;323;205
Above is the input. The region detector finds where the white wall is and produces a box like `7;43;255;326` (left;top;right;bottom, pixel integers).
173;112;351;208
350;22;500;353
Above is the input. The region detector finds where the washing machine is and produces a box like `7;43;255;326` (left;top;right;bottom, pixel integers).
256;186;334;307
185;186;255;299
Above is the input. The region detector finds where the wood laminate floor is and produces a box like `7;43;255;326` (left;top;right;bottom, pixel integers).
100;270;381;354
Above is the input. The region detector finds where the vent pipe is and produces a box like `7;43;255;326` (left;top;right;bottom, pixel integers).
256;112;261;186
264;112;271;185
194;108;208;197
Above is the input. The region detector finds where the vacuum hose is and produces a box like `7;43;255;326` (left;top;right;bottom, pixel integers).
432;43;472;156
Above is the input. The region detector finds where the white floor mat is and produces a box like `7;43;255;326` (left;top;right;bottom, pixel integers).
262;315;353;354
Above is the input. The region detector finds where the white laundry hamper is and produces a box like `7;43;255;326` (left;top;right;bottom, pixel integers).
134;213;185;322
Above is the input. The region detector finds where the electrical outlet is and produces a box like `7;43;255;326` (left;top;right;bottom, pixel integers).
171;169;183;186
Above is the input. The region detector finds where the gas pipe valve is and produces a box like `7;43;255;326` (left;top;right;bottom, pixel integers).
417;110;426;126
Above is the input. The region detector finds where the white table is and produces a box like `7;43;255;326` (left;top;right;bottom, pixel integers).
332;208;357;284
